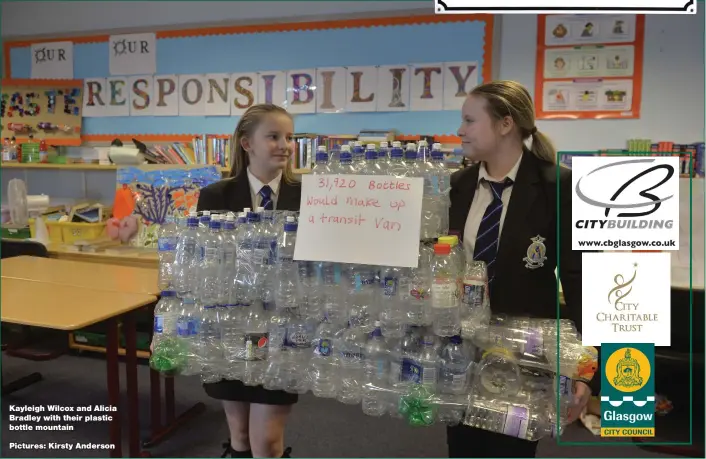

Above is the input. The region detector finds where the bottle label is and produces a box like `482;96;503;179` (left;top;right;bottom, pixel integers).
383;277;398;297
340;348;365;361
451;373;466;391
431;282;458;308
158;237;177;252
284;329;311;349
375;358;387;379
523;329;544;357
461;279;485;308
204;247;219;260
390;361;402;383
154;315;164;334
558;375;573;397
502;406;529;439
315;338;332;357
403;282;429;301
422;366;437;386
243;333;269;361
176;319;198;337
401;358;422;384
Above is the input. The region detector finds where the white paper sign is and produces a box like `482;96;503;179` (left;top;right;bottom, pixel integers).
581;252;671;347
410;63;444;111
293;174;424;267
316;67;346;114
443;61;479;110
286;68;317;114
83;78;108;117
376;65;410;112
205;73;231;116
153;75;179;117
109;33;157;76
128;75;154;116
231;72;258;116
31;41;73;79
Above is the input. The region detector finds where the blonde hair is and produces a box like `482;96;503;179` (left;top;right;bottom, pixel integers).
470;80;556;164
229;103;298;183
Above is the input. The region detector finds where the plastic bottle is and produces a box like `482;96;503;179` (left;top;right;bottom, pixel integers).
418;335;440;391
175;296;201;376
311;146;332;175
438;335;472;395
336;145;357;175
150;291;184;376
198;214;224;307
404;143;420;177
460;260;489;338
377;141;390;174
431;243;461;337
157;211;178;292
387;141;407;178
174;211;201;300
337;324;367;405
309;313;341;398
352;141;366;172
362;321;390;416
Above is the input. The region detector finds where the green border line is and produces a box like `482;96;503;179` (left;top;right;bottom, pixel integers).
555;150;694;447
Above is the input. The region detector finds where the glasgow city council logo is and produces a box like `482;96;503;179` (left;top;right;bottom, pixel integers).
600;343;655;437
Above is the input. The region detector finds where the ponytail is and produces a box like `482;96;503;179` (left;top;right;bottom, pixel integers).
530;129;557;164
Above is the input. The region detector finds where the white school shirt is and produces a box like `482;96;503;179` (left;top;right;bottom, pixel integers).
247;168;282;210
462;154;523;262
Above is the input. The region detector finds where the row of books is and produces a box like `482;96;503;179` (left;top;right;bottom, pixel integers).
144;136;231;167
559;142;705;177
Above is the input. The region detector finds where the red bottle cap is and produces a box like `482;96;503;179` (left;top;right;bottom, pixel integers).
434;243;451;255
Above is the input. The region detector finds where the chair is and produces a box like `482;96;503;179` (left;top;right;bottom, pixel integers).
1;238;49;259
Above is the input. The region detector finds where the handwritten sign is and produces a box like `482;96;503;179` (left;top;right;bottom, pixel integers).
293;174;423;267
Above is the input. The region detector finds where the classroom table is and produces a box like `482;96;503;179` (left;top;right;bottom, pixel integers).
1;256;160;296
1;278;156;458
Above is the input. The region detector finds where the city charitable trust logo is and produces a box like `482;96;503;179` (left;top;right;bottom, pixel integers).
570;156;679;250
600;343;655;437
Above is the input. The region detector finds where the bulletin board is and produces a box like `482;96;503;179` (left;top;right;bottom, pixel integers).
535;14;645;120
0;78;83;145
4;14;493;139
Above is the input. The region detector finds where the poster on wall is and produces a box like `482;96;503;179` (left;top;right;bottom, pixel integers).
109;33;157;76
30;41;74;79
2;79;83;145
535;14;644;120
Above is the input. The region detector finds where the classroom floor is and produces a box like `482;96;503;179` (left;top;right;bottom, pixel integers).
0;353;686;458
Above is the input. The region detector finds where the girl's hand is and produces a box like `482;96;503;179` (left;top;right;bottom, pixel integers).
567;381;592;423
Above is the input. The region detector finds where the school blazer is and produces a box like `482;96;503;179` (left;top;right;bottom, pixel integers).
196;170;302;214
449;151;599;392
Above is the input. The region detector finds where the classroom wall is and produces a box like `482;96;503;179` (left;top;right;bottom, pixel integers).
1;4;704;204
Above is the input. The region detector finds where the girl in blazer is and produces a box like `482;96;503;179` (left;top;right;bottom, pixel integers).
446;81;596;457
197;104;302;458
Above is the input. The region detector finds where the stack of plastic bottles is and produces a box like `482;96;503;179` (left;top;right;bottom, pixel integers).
150;140;598;442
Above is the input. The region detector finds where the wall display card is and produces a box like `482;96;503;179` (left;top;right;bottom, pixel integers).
443;61;479;111
294;174;424;268
286;69;317;114
543;46;635;79
152;75;179;117
109;33;157;76
542;79;633;113
106;77;131;117
257;71;287;107
545;15;636;47
536;14;643;120
205;73;232;116
128;75;154;116
30;41;73;79
178;74;206;116
83;78;108;117
345;66;378;113
231;72;258;116
410;63;444;111
316;67;346;114
376;65;410;112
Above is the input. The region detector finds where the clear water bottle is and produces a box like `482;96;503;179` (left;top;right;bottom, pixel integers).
273;217;302;309
309;313;341;398
337;325;367;405
347;265;379;333
240;306;269;386
377;141;390;174
174;211;200;300
476;349;522;398
404;143;420;177
199;303;223;383
439;335;472;395
198;214;224;306
150;290;182;375
387;141;407;178
175;297;201;376
336;145;357;175
378;265;405;338
282;307;316;394
352;141;366;172
431;243;461;337
311;146;332;175
359;144;383;175
157;213;178;291
400;243;433;326
418;335;440;391
362;322;390;416
461;260;489;338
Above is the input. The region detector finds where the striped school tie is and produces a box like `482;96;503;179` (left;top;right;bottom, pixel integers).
259;185;274;210
473;177;514;284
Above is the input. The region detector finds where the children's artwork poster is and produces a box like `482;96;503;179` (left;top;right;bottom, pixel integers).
116;165;221;247
1;79;83;145
30;41;74;79
80;61;483;117
535;14;644;120
109;33;157;76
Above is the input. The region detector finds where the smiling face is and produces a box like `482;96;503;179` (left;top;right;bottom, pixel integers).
457;95;509;162
241;112;294;174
